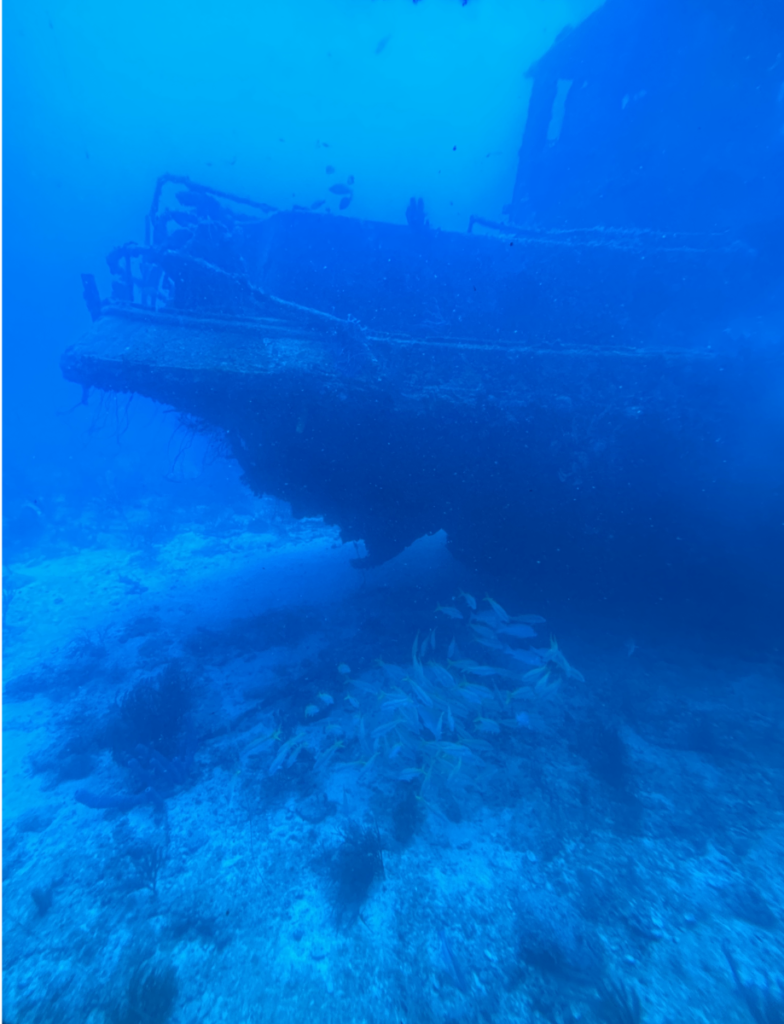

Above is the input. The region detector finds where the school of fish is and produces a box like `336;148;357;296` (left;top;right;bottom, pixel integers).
255;594;584;810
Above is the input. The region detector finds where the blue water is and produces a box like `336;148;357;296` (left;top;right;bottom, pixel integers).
4;2;784;1022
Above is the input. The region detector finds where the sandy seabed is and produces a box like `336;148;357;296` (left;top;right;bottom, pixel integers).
4;503;784;1024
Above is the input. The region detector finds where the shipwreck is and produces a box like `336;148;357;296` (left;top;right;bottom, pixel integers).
62;0;784;615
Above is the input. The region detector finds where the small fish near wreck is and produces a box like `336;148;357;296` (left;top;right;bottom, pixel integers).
252;595;587;806
437;605;463;620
